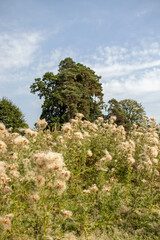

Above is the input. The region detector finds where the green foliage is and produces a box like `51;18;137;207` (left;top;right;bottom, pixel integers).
107;98;146;131
0;97;28;131
30;58;104;127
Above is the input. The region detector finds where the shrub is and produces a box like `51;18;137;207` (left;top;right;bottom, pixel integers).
0;97;28;132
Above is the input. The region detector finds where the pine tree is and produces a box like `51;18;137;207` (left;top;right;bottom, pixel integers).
30;58;104;127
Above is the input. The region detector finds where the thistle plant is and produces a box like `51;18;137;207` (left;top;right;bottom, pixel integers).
0;115;160;239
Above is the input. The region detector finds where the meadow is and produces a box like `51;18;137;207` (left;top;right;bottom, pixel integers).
0;114;160;240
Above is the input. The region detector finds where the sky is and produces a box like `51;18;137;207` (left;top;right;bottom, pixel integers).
0;0;160;128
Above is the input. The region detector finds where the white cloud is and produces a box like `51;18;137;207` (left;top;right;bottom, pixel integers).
0;31;43;70
92;60;160;79
102;68;160;98
86;42;160;121
34;47;78;76
87;43;160;94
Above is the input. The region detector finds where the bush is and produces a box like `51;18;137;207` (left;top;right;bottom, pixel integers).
0;97;28;132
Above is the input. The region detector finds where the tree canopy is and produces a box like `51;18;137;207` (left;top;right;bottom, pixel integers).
30;58;104;127
107;98;146;130
0;97;28;131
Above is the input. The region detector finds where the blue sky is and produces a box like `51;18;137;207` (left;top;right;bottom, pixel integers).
1;0;160;127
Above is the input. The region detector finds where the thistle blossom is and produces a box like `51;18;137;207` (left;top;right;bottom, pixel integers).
36;119;48;129
32;194;40;201
0;215;12;231
62;122;72;132
34;151;65;172
76;113;84;119
0;123;9;137
145;145;158;158
127;154;135;164
97;117;104;123
57;135;64;143
25;128;38;137
74;132;83;139
63;233;77;240
53;180;66;194
14;136;29;146
104;149;112;161
87;150;92;157
0;140;7;152
109;116;117;123
61;210;73;217
0;123;5;131
56;169;71;181
90;184;99;192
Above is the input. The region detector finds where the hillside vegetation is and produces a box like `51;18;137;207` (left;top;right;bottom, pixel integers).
0;114;160;239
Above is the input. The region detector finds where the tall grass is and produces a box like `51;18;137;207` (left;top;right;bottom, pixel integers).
0;115;160;239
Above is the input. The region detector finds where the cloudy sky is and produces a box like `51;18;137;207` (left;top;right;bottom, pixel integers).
1;0;160;127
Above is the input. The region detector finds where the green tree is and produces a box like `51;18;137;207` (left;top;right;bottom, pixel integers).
0;97;28;131
30;58;104;127
107;98;146;130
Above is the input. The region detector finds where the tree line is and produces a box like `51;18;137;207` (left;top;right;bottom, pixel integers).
0;58;146;131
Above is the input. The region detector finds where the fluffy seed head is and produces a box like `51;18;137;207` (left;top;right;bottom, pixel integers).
152;158;159;164
57;135;64;143
109;116;117;123
53;180;66;194
76;113;84;119
56;169;71;181
32;194;40;201
0;140;7;152
0;217;11;231
34;151;65;172
61;210;73;217
104;150;112;161
62;123;72;132
83;131;90;138
36;175;45;186
25;128;38;137
36;119;48;129
127;154;135;164
145;145;158;158
63;233;77;240
97;117;104;123
14;136;29;146
10;152;18;160
0;123;6;131
90;184;98;192
87;150;92;157
83;189;91;194
102;185;112;192
74;132;83;139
